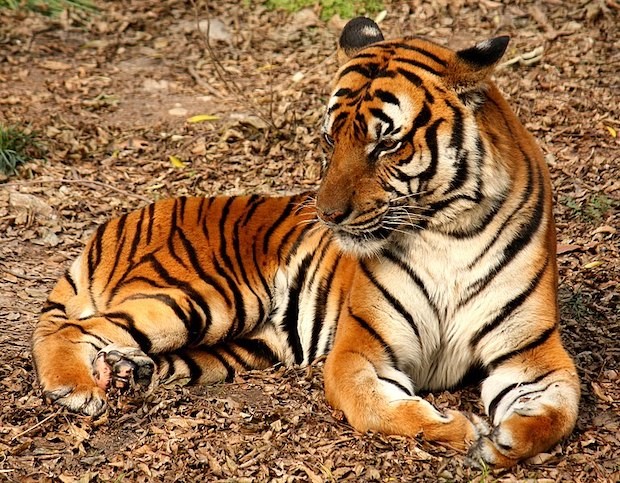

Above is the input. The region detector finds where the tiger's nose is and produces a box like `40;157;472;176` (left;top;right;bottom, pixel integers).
317;207;351;224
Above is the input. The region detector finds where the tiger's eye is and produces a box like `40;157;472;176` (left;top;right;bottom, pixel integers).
378;138;400;152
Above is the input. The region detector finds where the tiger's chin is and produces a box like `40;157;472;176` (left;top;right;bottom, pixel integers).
331;228;391;258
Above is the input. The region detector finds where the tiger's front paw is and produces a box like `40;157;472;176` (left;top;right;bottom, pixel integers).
94;344;155;392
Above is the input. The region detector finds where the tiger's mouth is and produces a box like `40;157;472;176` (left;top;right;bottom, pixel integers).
327;223;394;257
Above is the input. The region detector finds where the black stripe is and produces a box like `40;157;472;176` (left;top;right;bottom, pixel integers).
382;249;439;320
219;197;241;284
127;208;145;263
331;111;349;133
309;255;341;362
488;325;557;371
104;311;152;353
167;205;188;269
145;202;155;246
471;258;549;347
263;201;295;255
464;174;546;300
418;118;444;188
444;100;467;194
401;103;431;147
178;196;187;225
160;353;176;380
174;228;232;308
41;301;66;314
233;201;266;326
175;351;203;384
240;195;266;228
354;111;367;137
87;223;106;281
487;369;555;421
146;254;214;331
374;89;400;106
276;224;303;262
338;63;374;80
360;262;420;340
64;269;78;293
349;309;398;368
117;275;168;290
199;346;235;382
369;107;394;133
394;57;442;76
210;254;246;338
235;338;280;366
252;241;272;301
282;254;313;364
387;42;448;67
377;376;413;396
334;87;354;98
57;322;109;347
122;293;203;344
103;220;130;292
220;346;252;371
396;67;422;87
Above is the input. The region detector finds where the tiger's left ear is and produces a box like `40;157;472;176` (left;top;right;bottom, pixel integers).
337;17;385;65
447;36;510;94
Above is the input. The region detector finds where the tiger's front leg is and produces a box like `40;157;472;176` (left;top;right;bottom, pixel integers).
468;330;580;467
323;305;478;450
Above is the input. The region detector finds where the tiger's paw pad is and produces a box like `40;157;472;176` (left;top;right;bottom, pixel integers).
94;345;155;392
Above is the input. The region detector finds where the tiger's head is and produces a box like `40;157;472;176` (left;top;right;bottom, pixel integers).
317;17;511;256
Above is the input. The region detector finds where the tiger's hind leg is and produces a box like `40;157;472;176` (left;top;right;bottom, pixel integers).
32;273;213;415
467;330;580;467
32;311;147;416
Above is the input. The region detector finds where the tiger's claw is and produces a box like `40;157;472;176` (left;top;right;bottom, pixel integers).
93;345;155;392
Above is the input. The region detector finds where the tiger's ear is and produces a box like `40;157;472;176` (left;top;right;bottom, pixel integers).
337;17;384;65
447;36;510;98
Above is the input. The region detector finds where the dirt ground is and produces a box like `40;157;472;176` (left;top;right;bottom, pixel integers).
0;0;618;481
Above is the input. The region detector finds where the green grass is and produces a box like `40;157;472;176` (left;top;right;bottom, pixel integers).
264;0;383;21
562;194;615;223
0;0;96;16
0;124;44;176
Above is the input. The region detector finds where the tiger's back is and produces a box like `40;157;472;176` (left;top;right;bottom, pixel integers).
32;17;579;468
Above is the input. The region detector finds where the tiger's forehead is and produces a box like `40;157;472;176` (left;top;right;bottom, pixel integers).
325;38;452;137
335;37;453;86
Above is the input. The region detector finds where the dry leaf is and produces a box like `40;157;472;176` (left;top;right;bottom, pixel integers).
187;114;220;123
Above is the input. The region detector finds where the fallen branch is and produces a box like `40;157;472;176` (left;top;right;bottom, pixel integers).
3;178;153;204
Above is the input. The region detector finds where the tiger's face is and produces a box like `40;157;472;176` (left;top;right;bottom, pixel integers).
316;19;509;256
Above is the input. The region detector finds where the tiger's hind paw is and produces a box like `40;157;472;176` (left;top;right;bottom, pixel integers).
44;384;108;417
94;344;155;392
465;434;518;468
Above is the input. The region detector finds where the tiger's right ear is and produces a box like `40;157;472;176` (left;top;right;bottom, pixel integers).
337;17;384;65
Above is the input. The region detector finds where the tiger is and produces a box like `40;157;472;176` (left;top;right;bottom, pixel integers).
31;17;580;467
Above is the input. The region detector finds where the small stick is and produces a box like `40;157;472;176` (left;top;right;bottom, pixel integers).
3;178;153;204
10;411;59;442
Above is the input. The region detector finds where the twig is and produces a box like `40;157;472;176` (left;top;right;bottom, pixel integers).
191;0;277;131
11;411;59;442
3;178;153;204
0;263;47;281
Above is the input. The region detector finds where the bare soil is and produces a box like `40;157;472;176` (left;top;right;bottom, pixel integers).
0;1;618;481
